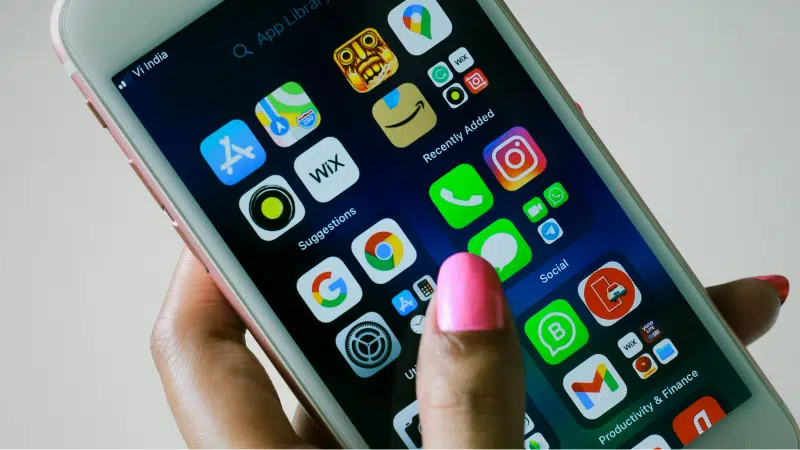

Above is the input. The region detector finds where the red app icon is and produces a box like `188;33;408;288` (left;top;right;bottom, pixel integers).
464;68;489;94
672;396;726;445
578;262;642;326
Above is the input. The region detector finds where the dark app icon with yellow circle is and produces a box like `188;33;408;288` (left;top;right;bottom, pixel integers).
443;83;469;109
372;83;437;148
239;175;305;241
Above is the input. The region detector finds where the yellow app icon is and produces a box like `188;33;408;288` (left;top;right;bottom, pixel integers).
334;28;399;93
372;83;437;148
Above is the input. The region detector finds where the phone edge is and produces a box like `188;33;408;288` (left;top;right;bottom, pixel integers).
50;0;353;447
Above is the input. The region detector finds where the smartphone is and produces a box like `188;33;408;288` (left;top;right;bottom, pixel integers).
52;0;798;447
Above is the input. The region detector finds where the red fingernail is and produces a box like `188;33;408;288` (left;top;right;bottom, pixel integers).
436;253;505;332
753;275;790;305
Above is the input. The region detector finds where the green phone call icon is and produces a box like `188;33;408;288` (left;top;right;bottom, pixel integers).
430;164;494;229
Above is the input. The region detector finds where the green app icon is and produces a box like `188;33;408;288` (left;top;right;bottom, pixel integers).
523;197;549;223
544;182;569;208
468;219;532;282
430;164;494;229
428;62;454;88
524;299;588;365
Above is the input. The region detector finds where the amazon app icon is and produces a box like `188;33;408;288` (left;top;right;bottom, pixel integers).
372;83;437;148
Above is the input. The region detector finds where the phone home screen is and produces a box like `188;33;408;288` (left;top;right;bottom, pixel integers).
114;0;751;447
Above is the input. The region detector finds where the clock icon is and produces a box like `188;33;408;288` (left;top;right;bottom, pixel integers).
410;315;425;335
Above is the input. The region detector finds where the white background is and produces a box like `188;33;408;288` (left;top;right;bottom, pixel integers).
0;0;798;446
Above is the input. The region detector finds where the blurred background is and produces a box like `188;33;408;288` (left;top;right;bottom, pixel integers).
0;0;798;446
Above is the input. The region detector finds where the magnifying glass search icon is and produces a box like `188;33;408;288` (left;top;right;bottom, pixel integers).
233;44;254;58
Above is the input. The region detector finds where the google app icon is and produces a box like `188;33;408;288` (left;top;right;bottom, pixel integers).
297;257;362;323
352;219;418;284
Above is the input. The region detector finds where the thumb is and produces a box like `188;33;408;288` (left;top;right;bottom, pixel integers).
417;253;525;448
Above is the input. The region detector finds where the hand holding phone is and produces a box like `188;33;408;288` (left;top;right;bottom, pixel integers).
153;251;783;448
54;0;798;447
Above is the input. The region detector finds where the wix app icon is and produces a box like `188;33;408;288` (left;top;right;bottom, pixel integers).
294;137;360;203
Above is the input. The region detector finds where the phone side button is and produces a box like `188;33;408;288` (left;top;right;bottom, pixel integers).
85;100;107;129
128;161;165;210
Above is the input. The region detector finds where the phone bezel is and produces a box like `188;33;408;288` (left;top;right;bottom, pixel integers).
52;0;798;447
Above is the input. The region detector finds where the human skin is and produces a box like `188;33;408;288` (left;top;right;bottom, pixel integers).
150;249;787;448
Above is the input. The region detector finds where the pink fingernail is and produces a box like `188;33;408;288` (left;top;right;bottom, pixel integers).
753;275;790;305
436;253;505;332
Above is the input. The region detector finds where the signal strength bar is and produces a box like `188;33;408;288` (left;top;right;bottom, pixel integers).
117;73;134;91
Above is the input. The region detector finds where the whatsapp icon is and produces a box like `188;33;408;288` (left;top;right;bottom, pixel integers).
524;299;588;365
428;62;454;88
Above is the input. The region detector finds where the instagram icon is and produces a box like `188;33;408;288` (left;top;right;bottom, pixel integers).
483;126;547;191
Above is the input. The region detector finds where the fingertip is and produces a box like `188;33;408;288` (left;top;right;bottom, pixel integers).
708;278;781;345
752;275;790;305
436;253;505;333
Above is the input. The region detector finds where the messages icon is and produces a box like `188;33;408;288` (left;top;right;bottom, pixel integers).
525;300;589;365
467;219;531;282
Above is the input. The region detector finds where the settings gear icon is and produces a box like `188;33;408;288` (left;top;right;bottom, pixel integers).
344;321;393;369
336;312;401;377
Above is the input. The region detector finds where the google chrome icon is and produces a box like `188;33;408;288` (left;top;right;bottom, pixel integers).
365;231;404;271
352;218;418;284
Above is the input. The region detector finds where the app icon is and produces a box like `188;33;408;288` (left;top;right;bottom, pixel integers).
484;126;547;191
448;47;475;73
632;434;671;450
562;354;628;420
524;433;550;450
538;218;564;244
442;83;469;109
373;83;437;148
672;396;726;445
468;219;532;282
351;218;418;284
294;137;360;203
392;290;419;316
296;257;362;323
633;353;658;379
201;120;266;186
388;0;453;56
255;82;320;148
413;275;436;301
639;320;663;343
239;175;305;241
544;182;569;208
464;68;489;94
524;413;534;435
578;261;642;326
393;400;422;449
653;338;678;364
334;28;398;93
617;332;643;358
429;164;494;229
428;62;453;87
524;299;589;365
410;315;425;335
336;312;401;378
523;197;549;223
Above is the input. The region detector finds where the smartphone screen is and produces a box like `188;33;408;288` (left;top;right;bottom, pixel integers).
113;0;751;447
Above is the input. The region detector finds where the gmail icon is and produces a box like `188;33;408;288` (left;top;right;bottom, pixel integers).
562;354;628;419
